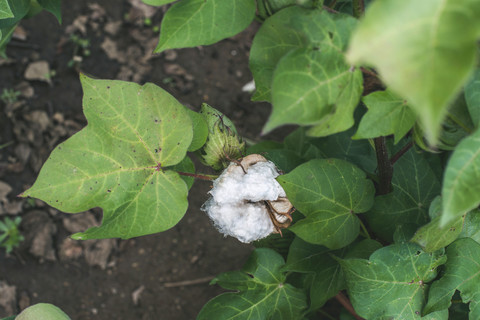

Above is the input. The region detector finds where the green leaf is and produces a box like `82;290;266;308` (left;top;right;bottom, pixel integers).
459;209;480;244
154;0;256;52
353;90;416;144
263;10;362;134
465;69;480;127
305;67;363;138
37;0;61;23
0;22;16;58
185;108;208;152
340;243;446;320
141;0;176;5
441;128;480;226
284;237;381;312
411;199;464;253
347;0;480;144
367;149;441;241
246;140;283;155
198;248;307;320
249;6;310;102
437;94;475;151
284;237;344;311
16;303;70;320
0;0;29;28
425;238;480;318
311;127;377;174
277;159;375;249
169;155;195;190
0;0;14;19
22;75;193;240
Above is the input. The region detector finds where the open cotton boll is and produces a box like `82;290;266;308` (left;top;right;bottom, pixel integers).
202;154;292;243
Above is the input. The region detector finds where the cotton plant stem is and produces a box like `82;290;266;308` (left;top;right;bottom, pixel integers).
335;292;365;320
352;0;365;18
374;137;393;195
176;172;218;181
390;141;414;165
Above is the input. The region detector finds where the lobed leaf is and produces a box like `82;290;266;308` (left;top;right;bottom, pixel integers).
277;158;375;249
284;237;381;312
340;243;446;319
37;0;61;23
425;238;480;318
198;248;307;320
155;0;256;52
353;90;416;144
347;0;480;144
22;75;193;240
249;6;318;102
367;149;440;241
441;128;480;226
262;9;362;135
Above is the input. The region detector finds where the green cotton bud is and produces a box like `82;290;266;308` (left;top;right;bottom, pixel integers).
196;103;246;171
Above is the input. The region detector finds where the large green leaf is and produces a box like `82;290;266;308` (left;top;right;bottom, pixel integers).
347;0;480;144
465;69;480;127
425;238;480;318
311;127;377;174
0;0;14;19
22;75;193;240
37;0;61;23
353;90;416;144
154;0;256;52
340;243;446;319
249;6;310;102
198;248;307;320
284;237;381;312
411;196;464;253
277;159;375;249
367;149;441;241
441;128;480;226
263;10;362;135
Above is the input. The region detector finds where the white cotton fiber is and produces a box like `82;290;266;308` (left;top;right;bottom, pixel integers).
202;159;288;243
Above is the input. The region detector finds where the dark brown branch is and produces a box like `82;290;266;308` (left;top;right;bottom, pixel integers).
390;141;414;165
374;137;393;195
335;292;364;320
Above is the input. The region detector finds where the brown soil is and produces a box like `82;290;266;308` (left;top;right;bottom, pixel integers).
0;1;281;319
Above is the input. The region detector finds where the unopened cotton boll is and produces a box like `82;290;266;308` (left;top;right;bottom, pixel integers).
202;154;294;243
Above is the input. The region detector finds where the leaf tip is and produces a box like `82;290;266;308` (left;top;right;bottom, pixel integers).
71;232;86;240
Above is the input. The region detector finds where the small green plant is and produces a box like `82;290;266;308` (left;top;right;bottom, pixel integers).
67;34;91;68
0;216;24;254
0;88;20;104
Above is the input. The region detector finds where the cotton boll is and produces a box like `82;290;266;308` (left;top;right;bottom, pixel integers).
202;154;293;243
